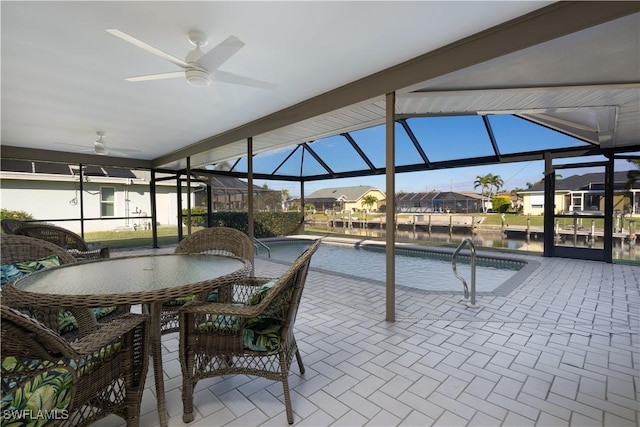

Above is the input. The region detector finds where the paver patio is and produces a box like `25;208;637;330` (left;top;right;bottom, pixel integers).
97;244;639;426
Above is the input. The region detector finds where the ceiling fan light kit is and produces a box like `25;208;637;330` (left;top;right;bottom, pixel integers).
95;131;109;155
185;68;211;87
94;143;109;155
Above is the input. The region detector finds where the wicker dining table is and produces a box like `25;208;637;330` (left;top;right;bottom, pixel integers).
3;253;252;427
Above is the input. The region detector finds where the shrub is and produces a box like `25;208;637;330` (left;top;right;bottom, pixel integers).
492;195;512;213
182;210;304;238
0;209;34;221
180;206;207;227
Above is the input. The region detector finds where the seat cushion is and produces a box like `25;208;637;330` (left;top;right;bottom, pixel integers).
195;279;284;352
58;307;119;335
245;278;279;306
244;278;282;351
0;362;72;427
0;254;117;335
163;289;218;307
0;342;121;426
0;255;60;287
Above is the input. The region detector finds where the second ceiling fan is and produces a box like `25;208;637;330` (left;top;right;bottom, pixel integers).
107;29;275;89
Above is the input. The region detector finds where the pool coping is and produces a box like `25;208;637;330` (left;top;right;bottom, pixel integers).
258;235;541;297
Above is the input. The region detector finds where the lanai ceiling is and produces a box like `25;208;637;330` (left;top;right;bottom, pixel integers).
1;2;639;172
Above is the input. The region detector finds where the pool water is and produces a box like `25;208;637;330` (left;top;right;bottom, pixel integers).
256;240;524;293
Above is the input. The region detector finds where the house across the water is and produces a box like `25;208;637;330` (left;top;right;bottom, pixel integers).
519;171;640;216
295;185;385;213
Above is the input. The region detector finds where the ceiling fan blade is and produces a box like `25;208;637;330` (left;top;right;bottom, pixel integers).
109;149;142;156
107;29;189;69
96;142;141;156
211;70;276;89
54;142;94;153
125;71;184;82
54;142;88;149
108;146;141;154
196;35;245;71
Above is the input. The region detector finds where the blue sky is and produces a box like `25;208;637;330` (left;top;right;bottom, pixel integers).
256;159;637;197
246;115;638;196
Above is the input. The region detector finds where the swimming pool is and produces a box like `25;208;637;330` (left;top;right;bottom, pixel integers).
255;238;533;294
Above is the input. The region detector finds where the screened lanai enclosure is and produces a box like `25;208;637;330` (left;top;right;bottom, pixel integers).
218;114;603;181
2;2;639;322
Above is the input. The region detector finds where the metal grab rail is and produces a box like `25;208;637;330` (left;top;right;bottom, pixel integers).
253;238;271;258
452;238;478;308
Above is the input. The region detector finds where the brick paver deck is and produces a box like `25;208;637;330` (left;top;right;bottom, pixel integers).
98;243;639;426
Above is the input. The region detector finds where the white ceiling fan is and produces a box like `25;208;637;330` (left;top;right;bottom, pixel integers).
107;29;275;89
55;131;141;156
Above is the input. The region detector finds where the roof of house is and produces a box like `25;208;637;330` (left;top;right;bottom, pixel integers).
1;159;139;179
0;160;262;192
306;186;383;201
396;192;441;202
193;174;267;194
525;171;640;192
396;191;483;202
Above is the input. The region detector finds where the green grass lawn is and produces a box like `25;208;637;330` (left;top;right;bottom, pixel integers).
480;213;544;227
84;226;196;249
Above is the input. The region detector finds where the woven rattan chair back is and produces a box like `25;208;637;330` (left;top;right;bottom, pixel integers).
179;238;321;424
157;227;253;335
2;234;86;335
15;223;90;251
2;234;77;330
1;303;150;426
1;234;77;266
174;226;253;260
15;223;110;261
0;234;109;337
1;218;26;234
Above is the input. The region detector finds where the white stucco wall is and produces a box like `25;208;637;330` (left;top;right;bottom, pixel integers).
0;172;189;233
521;192;570;216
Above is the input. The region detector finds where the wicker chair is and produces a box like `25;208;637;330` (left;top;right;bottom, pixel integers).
1;304;150;426
15;223;110;261
1;218;26;234
158;227;254;334
179;238;320;424
1;234;120;339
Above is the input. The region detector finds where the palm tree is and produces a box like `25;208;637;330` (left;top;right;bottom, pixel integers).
474;174;491;213
488;174;504;198
361;194;378;221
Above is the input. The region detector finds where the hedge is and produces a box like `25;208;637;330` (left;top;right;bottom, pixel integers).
1;209;34;221
181;210;304;238
492;195;512;213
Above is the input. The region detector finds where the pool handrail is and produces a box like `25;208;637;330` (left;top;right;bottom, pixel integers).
254;238;271;258
452;238;479;308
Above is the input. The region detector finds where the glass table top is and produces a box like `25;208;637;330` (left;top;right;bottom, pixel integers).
14;254;247;296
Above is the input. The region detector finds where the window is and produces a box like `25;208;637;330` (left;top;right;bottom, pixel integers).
530;195;544;209
572;194;583;211
101;187;115;217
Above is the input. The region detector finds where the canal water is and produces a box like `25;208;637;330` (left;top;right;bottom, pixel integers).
306;223;640;261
